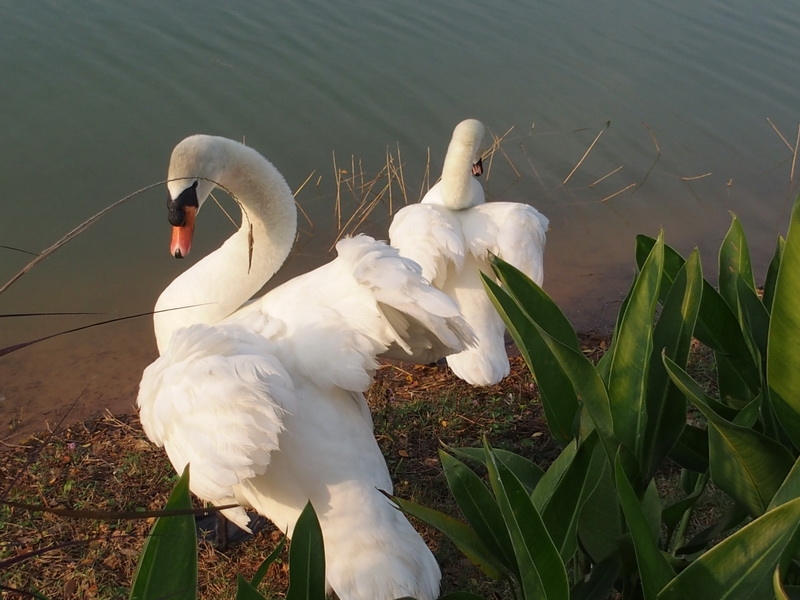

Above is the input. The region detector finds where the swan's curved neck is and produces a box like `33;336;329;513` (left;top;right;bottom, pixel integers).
153;137;297;353
439;121;485;210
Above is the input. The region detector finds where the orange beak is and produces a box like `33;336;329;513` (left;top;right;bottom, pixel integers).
169;205;196;259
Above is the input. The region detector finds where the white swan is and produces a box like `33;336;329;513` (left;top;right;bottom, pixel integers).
389;119;549;386
137;135;475;600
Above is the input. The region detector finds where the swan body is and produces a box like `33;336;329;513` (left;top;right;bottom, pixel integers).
389;119;549;386
138;135;474;600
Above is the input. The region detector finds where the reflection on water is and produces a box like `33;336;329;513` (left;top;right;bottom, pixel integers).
1;0;799;439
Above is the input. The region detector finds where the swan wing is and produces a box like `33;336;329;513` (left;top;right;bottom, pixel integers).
460;202;549;285
238;235;475;376
137;323;295;529
388;202;465;287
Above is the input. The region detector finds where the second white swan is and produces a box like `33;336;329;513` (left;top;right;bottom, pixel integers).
390;119;549;386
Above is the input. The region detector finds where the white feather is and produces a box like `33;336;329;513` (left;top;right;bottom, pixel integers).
390;119;549;386
138;135;474;600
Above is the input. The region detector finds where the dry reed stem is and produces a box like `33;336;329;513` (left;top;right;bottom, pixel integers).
395;142;409;208
791;124;800;183
333;150;342;231
767;117;794;152
563;126;606;185
210;192;238;228
292;170;317;230
483;126;515;181
642;121;661;156
590;166;624;187
602;183;636;202
680;173;712;181
0;181;165;298
418;147;431;202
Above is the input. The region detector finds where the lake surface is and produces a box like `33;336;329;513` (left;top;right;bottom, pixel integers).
1;0;799;440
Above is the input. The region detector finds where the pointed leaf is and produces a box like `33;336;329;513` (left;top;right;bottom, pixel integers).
489;255;581;352
658;497;800;600
664;354;795;516
539;433;604;561
615;451;674;600
667;424;709;473
130;465;197;600
768;455;800;511
578;461;622;562
285;502;326;600
762;236;784;313
718;214;755;311
636;235;760;392
250;536;287;588
448;446;544;495
391;495;506;580
483;274;579;443
237;576;268;600
485;441;569;600
570;555;620;600
643;248;702;479
604;232;663;458
767;194;800;450
440;451;517;573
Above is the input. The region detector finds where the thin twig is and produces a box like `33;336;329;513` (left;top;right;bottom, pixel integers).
292;170;316;229
563;125;607;185
791;124;800;183
0;181;166;298
590;166;624;187
767;117;794;152
642;121;661;156
333;150;342;231
602;183;636;202
210;192;238;228
680;173;712;181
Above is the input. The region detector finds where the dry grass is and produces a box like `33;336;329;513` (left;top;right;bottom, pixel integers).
0;351;558;600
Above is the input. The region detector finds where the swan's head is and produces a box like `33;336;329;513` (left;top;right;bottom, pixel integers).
166;135;229;259
450;118;485;176
167;181;199;259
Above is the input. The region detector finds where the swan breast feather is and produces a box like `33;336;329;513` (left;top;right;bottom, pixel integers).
137;323;296;514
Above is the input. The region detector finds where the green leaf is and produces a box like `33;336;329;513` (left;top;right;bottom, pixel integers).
615;451;675;600
250;536;287;588
718;214;755;312
578;461;622;563
762;236;785;313
677;502;748;555
604;231;663;458
130;465;197;600
285;502;326;600
664;354;795;516
658;497;800;600
440;451;517;574
482;273;579;443
539;433;604;562
448;446;544;495
485;440;569;600
488;255;581;353
767;194;800;450
570;555;620;600
768;455;800;511
667;424;709;473
236;576;268;600
636;235;760;392
735;275;769;369
643;248;702;479
391;495;506;580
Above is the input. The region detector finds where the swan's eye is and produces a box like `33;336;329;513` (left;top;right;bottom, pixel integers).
167;184;200;226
